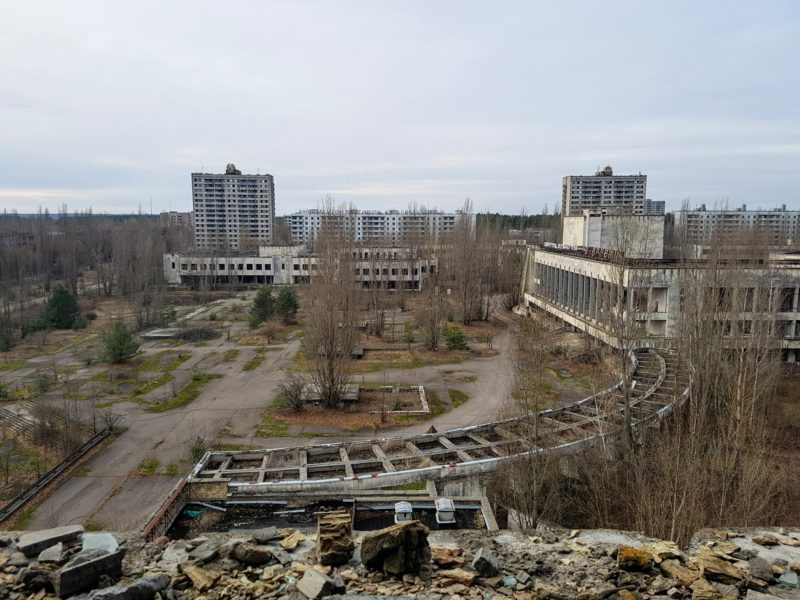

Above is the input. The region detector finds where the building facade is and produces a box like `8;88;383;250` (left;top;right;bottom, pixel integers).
520;246;800;362
675;204;800;248
285;209;468;245
163;246;435;290
561;212;665;259
562;166;658;216
192;164;275;250
159;211;194;228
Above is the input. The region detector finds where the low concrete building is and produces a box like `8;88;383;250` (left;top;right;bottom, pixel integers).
163;245;436;290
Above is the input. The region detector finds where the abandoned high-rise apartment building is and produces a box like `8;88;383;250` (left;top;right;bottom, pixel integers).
192;163;275;250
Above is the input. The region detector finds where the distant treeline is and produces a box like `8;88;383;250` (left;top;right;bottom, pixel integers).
477;213;560;231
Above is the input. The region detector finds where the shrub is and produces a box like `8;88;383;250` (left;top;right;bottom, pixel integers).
157;306;177;326
444;324;468;350
71;315;88;330
26;317;48;333
275;288;300;324
44;285;79;329
0;334;13;352
251;287;275;324
189;435;208;462
279;373;307;412
104;321;140;364
402;321;415;347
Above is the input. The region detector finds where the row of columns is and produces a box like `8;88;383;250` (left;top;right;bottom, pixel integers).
535;263;616;322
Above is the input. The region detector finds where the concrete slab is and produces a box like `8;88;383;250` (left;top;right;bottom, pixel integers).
17;525;84;557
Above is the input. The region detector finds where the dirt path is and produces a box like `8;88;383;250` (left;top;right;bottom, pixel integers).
29;339;300;531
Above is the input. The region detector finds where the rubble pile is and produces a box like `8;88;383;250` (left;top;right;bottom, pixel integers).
0;520;797;599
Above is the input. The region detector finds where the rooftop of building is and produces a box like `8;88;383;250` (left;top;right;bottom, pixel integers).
535;242;800;268
682;203;798;213
191;163;273;178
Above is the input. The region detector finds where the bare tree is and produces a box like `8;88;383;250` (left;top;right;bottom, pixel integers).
304;199;359;408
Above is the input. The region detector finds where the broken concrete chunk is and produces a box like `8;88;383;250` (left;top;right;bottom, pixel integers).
297;567;337;600
38;542;65;564
280;530;306;551
431;546;465;568
53;548;125;598
617;546;654;572
317;512;355;566
471;547;500;577
689;577;725;600
688;554;746;585
86;573;170;599
270;546;293;566
660;558;701;587
17;525;84;558
15;566;54;593
752;534;779;547
252;526;279;543
360;521;431;576
82;533;119;553
179;563;219;592
779;569;798;588
644;540;685;563
747;556;774;583
233;542;273;565
439;567;477;585
188;539;220;564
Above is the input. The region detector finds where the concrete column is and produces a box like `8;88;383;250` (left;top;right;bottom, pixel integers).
580;274;588;315
568;271;575;311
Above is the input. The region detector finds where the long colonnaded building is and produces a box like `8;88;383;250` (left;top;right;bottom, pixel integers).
521;242;800;362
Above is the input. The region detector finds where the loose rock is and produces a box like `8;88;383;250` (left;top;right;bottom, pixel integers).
360;521;431;576
617;546;654;572
179;564;219;592
316;512;355;566
232;542;273;565
297;568;341;599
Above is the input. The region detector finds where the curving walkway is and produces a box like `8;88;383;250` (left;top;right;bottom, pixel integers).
190;349;689;495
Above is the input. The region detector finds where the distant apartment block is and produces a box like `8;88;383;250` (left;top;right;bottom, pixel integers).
286;209;470;244
192;163;275;249
159;211;194;228
675;204;800;248
562;166;661;216
0;231;35;249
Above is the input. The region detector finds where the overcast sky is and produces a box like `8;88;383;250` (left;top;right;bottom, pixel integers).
1;1;799;215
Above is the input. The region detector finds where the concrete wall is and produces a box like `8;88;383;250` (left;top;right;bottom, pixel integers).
561;213;664;259
188;480;230;502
